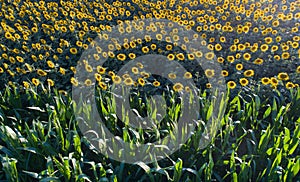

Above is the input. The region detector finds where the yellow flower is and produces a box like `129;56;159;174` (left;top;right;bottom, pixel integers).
47;79;55;86
138;78;145;86
278;72;289;81
261;77;270;85
117;53;126;61
124;77;134;85
112;75;122;84
131;67;139;74
205;69;215;78
206;83;212;89
271;77;278;86
94;73;102;82
286;82;294;89
153;80;160;87
70;48;78;54
176;53;185;61
35;68;46;76
167;54;175;61
168;73;176;79
97;66;106;74
215;44;222;51
227;55;235;63
128;53;136;59
23;81;30;88
99;82;107;90
184;72;192;79
244;70;255;77
85;65;93;73
243;53;251;61
296;66;300;74
253;58;264;65
84;79;93;86
47;61;55;68
236;64;243;71
205;52;214;60
221;70;229;77
173;83;184;92
59;67;66;75
227;81;236;89
32;78;40;86
71;77;79;86
16;56;24;63
239;78;249;86
260;44;269;52
141;46;149;54
281;52;290;59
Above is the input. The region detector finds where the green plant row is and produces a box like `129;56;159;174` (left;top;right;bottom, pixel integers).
0;84;299;181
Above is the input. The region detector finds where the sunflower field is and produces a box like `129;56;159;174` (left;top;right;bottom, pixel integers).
0;0;300;181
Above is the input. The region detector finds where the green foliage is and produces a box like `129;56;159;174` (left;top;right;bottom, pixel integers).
0;84;299;181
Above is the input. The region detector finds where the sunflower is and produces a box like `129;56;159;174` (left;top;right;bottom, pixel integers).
99;82;107;90
131;67;139;74
168;73;176;79
296;66;300;73
261;77;270;85
59;67;66;75
32;78;40;86
128;53;136;59
85;65;93;73
112;75;122;84
260;44;269;52
270;77;278;86
217;57;224;63
195;51;203;58
37;69;47;76
94;73;102;82
84;79;93;86
206;83;212;88
16;56;24;63
227;81;236;89
221;70;229;77
138;78;145;86
253;58;264;65
70;77;79;86
23;81;30;89
271;45;278;52
47;79;55;87
205;69;215;78
230;45;237;52
244;70;254;77
187;54;195;60
173;82;184;92
175;53;184;61
124;77;134;85
117;53;126;61
278;72;289;80
153;80;160;87
243;53;251;61
184;72;192;79
227;55;235;63
236;63;243;71
97;66;106;74
215;44;222;51
141;46;149;54
264;37;273;44
205;52;215;60
281;52;290;59
286;82;294;89
70;48;78;54
239;78;249;86
47;61;55;68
